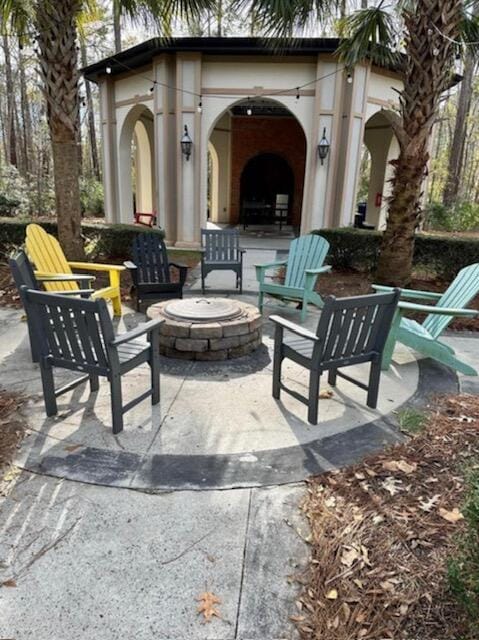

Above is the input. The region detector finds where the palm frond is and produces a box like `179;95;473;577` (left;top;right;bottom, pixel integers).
460;6;479;59
336;6;401;70
0;0;32;42
231;0;340;39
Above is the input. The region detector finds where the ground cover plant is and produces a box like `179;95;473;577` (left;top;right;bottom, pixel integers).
0;390;26;488
294;394;479;640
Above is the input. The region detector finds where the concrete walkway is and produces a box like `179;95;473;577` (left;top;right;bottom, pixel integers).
0;234;476;639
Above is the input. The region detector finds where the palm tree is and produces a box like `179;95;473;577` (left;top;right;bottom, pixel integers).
0;0;215;259
242;0;478;285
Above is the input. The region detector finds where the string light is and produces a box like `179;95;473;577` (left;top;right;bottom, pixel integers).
105;66;112;74
197;96;203;113
149;84;155;93
246;98;252;115
295;87;300;101
347;73;353;84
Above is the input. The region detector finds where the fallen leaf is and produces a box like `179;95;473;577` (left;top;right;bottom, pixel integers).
319;389;333;399
419;494;441;512
324;496;337;508
438;507;464;523
325;588;338;600
382;460;417;474
381;477;403;496
64;444;82;453
2;578;16;587
197;592;221;622
341;546;360;567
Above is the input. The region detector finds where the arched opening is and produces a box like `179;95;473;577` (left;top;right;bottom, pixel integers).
118;104;155;224
240;153;295;224
357;110;399;229
207;97;307;233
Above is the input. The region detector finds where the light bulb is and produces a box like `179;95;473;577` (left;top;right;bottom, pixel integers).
246;107;252;116
106;66;112;74
347;73;353;84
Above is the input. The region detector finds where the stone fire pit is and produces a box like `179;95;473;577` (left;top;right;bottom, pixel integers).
146;297;262;360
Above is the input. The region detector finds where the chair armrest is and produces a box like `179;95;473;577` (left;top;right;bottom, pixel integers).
372;284;442;301
240;249;246;254
398;301;478;317
111;319;164;346
123;261;137;271
255;259;288;270
168;262;188;270
35;271;95;283
305;266;332;275
51;289;95;296
68;261;125;273
270;315;319;341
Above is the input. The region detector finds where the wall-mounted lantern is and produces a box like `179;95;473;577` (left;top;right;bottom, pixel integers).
181;125;193;161
318;127;330;165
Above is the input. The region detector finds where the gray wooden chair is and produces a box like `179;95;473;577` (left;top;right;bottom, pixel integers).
271;290;400;424
201;228;245;293
19;287;163;434
10;250;95;363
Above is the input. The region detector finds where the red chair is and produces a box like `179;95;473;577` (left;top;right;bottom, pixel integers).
134;212;157;227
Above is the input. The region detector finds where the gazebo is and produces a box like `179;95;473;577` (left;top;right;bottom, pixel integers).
83;37;403;247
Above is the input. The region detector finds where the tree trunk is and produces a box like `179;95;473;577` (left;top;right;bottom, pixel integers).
3;35;17;167
217;0;223;36
35;0;84;259
113;3;122;53
80;42;101;180
442;52;475;207
19;46;34;177
376;0;461;286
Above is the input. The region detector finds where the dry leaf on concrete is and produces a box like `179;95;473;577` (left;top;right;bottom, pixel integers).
197;592;221;622
319;389;334;399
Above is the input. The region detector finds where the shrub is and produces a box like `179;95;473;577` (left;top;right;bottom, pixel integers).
312;227;479;281
424;201;479;232
0;218;164;261
80;178;104;217
0;166;30;217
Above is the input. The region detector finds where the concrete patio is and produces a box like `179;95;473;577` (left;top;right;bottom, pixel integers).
0;233;476;639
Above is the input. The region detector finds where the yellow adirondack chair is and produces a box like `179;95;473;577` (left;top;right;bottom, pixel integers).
25;224;125;316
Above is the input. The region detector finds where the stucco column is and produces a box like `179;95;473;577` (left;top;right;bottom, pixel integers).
153;55;177;243
302;56;344;232
331;64;370;227
175;52;202;248
99;78;119;223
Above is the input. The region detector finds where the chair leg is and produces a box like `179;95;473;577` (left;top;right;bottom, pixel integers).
89;374;99;392
328;369;337;386
150;334;161;406
112;293;122;317
272;343;283;400
40;364;57;417
258;291;264;312
367;360;381;409
308;370;321;425
300;296;308;323
110;374;124;434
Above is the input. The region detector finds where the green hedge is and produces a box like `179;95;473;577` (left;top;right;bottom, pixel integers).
0;219;165;261
312;227;479;281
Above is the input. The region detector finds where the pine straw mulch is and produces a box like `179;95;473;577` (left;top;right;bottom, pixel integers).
294;394;479;640
0;390;26;489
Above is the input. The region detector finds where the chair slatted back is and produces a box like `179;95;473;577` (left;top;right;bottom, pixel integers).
284;235;330;289
132;233;170;285
9;250;39;292
202;229;240;263
423;263;479;339
25;224;77;293
21;288;113;374
315;291;400;366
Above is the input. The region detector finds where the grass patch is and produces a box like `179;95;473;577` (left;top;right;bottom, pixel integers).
397;406;427;434
447;462;479;639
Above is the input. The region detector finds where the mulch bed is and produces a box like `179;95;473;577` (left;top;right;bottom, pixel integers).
317;269;479;332
0;390;27;487
294;394;479;640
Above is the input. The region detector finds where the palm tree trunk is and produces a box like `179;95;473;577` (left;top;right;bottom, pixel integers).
19;46;34;177
376;0;461;286
35;0;84;259
442;52;475;207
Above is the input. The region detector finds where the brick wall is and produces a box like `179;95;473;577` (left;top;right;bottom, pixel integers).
230;116;307;226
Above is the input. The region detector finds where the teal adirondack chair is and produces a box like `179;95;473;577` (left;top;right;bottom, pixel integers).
374;263;479;375
255;234;331;322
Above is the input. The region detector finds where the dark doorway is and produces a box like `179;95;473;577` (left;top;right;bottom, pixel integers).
240;153;294;225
